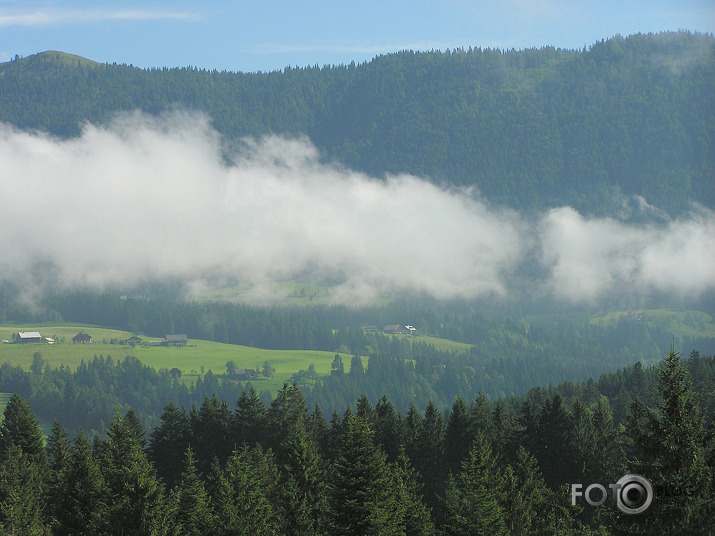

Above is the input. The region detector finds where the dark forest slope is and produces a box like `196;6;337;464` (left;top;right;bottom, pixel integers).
1;31;713;214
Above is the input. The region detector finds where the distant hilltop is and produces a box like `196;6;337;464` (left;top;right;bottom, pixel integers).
1;50;103;72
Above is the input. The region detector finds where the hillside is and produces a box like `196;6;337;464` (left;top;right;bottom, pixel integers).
1;31;712;214
0;323;356;393
0;50;102;73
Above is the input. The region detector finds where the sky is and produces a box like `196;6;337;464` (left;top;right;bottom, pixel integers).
0;0;713;72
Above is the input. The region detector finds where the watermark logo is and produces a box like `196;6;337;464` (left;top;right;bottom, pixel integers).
571;474;653;514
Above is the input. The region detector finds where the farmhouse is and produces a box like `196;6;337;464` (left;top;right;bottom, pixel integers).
14;331;43;344
382;324;418;335
119;335;143;346
165;334;188;347
73;332;92;344
234;369;258;381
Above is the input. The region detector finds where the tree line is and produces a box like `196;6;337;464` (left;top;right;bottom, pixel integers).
0;348;712;534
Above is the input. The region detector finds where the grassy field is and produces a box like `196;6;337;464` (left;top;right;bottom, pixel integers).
0;322;472;394
396;334;472;354
0;323;353;394
589;309;715;339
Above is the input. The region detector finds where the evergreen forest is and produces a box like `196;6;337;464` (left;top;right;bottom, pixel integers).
1;31;713;214
0;348;712;535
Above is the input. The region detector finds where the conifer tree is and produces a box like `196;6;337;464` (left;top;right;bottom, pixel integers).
0;444;47;536
279;419;328;536
210;446;278;536
502;446;553;536
308;403;329;451
417;400;445;509
124;407;147;448
623;348;714;535
324;410;344;462
356;394;375;422
537;394;578;488
265;383;308;461
329;415;401;536
405;402;424;465
491;400;515;463
234;385;267;447
393;449;436;536
589;397;622;484
148;402;191;487
45;420;71;526
444;396;473;476
46;420;70;473
52;432;107;536
441;434;507;536
0;393;45;467
469;392;493;439
170;448;214;536
191;395;233;473
374;395;404;463
100;412;167;536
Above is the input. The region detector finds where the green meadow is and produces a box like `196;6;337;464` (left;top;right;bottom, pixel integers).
0;323;472;395
396;334;472;354
0;323;352;394
589;309;715;340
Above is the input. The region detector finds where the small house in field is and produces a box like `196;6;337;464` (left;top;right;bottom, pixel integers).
119;335;143;346
14;332;43;344
73;332;92;344
382;325;404;334
235;369;258;381
165;334;188;347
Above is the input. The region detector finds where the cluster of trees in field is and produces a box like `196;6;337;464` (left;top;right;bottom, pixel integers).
1;31;712;213
0;349;712;534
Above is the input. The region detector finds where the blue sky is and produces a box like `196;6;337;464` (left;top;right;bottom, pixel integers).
1;0;713;72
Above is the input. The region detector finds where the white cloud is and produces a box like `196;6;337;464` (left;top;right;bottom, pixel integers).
539;206;715;303
0;112;523;302
0;8;199;27
1;111;713;305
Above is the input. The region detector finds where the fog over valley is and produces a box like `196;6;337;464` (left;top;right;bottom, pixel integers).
2;111;714;306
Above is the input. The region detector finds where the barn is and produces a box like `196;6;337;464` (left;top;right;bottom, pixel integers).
14;332;43;343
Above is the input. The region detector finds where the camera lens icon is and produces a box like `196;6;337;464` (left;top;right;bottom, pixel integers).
615;474;653;514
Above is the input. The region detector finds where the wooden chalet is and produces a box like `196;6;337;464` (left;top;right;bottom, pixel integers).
72;332;92;344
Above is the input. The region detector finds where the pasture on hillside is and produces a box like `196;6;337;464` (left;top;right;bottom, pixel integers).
0;323;353;394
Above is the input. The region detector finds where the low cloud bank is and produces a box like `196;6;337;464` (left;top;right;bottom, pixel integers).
1;112;713;305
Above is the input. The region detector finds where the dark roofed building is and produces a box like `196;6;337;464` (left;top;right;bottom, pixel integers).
73;332;92;344
382;325;404;334
119;335;143;346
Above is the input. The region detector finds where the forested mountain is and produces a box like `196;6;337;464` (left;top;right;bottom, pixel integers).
1;31;713;214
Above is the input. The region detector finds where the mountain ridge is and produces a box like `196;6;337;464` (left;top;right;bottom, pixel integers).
1;31;712;214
